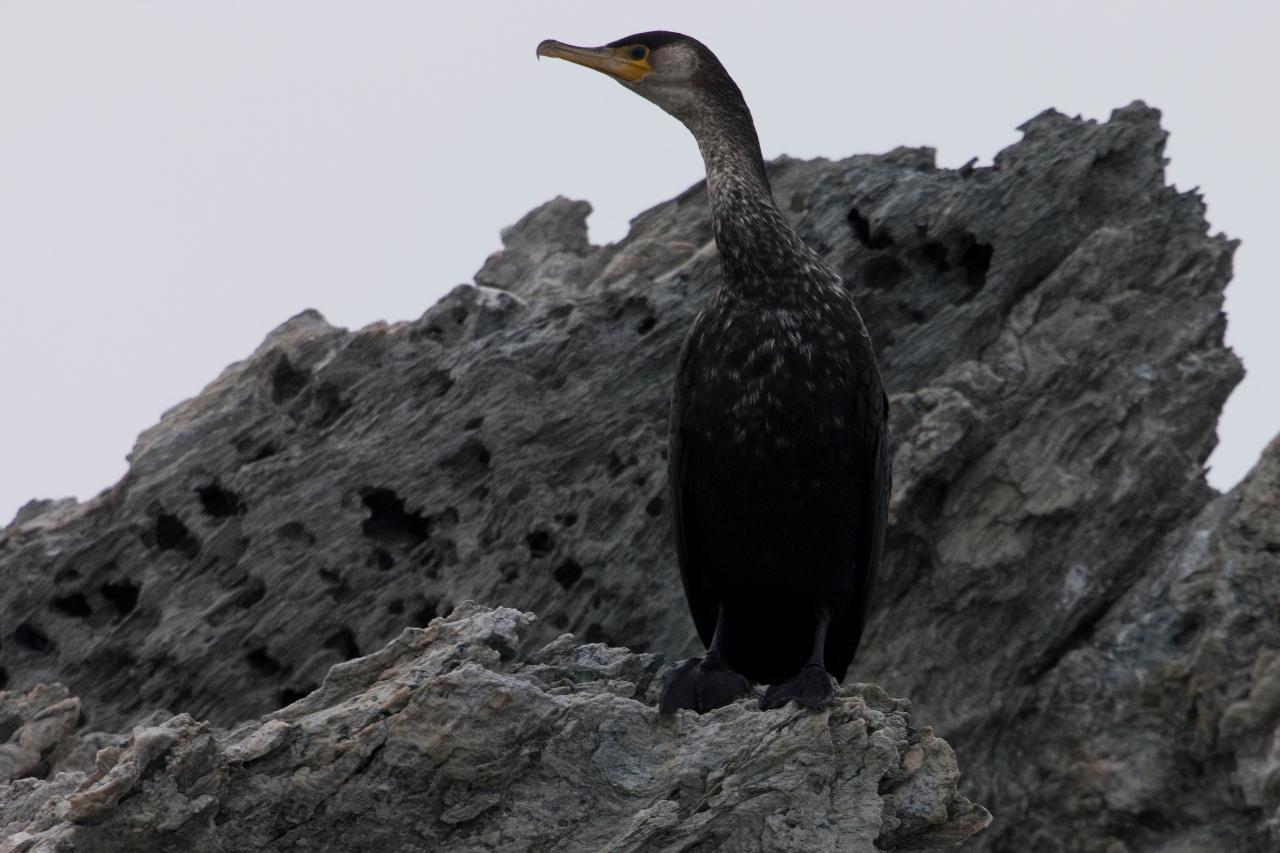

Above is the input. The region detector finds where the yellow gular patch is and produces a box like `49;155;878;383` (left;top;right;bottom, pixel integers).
612;53;653;82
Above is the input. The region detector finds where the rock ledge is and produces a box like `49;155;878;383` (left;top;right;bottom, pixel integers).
1;604;988;852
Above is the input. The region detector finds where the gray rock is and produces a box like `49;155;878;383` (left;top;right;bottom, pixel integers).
0;100;1268;848
0;604;989;851
995;433;1280;851
0;685;79;784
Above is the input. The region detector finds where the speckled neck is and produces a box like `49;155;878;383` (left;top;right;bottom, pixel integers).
688;110;813;290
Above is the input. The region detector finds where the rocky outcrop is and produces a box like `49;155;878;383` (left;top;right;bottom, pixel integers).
0;604;988;852
0;101;1269;849
998;432;1280;851
0;686;80;784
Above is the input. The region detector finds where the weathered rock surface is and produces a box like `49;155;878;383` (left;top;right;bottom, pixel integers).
999;432;1280;851
0;686;80;784
0;604;989;852
0;101;1271;849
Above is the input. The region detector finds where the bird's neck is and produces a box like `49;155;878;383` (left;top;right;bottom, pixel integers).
691;113;810;289
690;104;771;196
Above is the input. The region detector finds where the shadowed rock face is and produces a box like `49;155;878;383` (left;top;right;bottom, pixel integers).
0;101;1269;849
0;605;990;852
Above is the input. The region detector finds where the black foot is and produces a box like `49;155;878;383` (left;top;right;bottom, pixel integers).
760;664;836;711
659;653;753;714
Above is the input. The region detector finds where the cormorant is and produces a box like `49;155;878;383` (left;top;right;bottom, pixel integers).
538;32;889;713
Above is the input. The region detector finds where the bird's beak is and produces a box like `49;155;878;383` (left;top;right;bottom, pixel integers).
536;39;651;83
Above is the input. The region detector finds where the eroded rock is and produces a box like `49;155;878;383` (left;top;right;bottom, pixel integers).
0;605;988;852
0;101;1268;849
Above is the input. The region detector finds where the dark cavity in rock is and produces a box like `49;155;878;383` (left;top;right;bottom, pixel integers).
360;488;430;547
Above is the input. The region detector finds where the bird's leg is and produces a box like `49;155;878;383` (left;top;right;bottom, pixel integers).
659;607;753;714
760;610;837;711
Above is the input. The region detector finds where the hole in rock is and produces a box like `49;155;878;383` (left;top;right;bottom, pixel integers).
271;356;308;403
919;241;949;273
368;547;395;570
318;567;353;603
52;593;92;618
644;496;664;518
101;579;140;616
15;622;53;652
235;576;267;609
862;256;905;290
277;521;316;547
360;488;430;546
324;627;362;661
463;416;484;430
250;443;280;463
420;369;454;399
554;559;584;590
413;599;448;626
487;634;518;663
847;207;894;250
232;431;280;464
526;529;554;558
311;382;351;427
246;647;284;676
154;514;200;558
636;316;657;335
960;240;993;289
279;685;316;706
196;483;244;519
1171;613;1203;647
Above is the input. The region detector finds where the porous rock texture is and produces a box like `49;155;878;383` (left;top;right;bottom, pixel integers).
0;101;1271;849
0;604;989;852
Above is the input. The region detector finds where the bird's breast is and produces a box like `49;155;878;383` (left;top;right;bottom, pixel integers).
682;291;878;455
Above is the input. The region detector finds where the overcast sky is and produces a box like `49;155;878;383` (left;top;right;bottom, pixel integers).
2;1;1276;525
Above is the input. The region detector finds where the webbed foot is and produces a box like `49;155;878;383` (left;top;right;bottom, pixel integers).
760;663;836;711
659;653;753;714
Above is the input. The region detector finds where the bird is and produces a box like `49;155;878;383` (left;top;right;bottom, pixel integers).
537;32;889;713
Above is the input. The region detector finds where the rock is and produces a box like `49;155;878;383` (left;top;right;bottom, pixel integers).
993;432;1280;851
0;100;1267;849
0;685;79;784
0;604;989;851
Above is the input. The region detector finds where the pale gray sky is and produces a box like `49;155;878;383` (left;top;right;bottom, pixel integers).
2;1;1276;524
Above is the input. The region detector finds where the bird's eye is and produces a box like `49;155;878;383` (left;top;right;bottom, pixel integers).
630;46;648;61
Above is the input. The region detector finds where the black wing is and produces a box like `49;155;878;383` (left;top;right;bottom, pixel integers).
668;315;720;650
830;386;891;681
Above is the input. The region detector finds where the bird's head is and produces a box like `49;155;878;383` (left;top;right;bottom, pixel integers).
536;31;747;131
